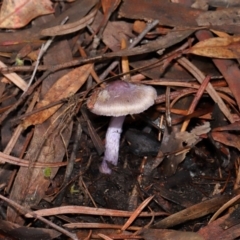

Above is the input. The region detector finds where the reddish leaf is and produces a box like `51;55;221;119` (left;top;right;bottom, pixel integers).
213;121;240;132
0;0;54;29
211;132;240;151
101;0;120;14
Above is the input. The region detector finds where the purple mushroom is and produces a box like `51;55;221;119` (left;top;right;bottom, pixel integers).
87;80;157;174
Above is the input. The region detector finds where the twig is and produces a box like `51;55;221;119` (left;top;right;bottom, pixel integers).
121;196;154;231
22;44;45;96
0;69;51;124
64;222;141;230
208;193;240;223
99;19;159;81
177;57;234;123
180;75;211;132
54;121;82;206
156;88;197;104
3;91;39;155
0;194;78;240
165;87;172;127
0;61;27;91
23;17;69;95
0;151;78;167
25;205;167;218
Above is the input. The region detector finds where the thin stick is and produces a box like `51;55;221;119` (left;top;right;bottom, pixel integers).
181;75;211;132
25;205;167;218
121;196;154;231
54;121;82;206
23;17;69;95
3;91;39;156
0;69;50;124
208;194;240;223
0;151;77;167
0;194;78;240
177;57;234;123
99;19;159;81
165;86;172;127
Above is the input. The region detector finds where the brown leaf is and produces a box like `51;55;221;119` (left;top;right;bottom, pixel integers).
119;0;201;27
153;189;240;228
213;121;240;132
22;64;93;128
0;0;54;29
195;30;240;120
41;7;98;36
101;0;120;14
91;11;194;55
0;61;28;91
189;36;240;59
92;12;134;52
211;132;240;151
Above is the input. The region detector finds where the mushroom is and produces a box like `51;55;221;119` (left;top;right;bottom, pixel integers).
87;80;157;174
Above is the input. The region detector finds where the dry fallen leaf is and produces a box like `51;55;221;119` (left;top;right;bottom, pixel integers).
0;60;27;91
101;0;120;14
41;7;98;36
213;121;240;132
211;132;240;151
22;64;93;128
0;0;54;29
188;36;240;59
210;29;230;38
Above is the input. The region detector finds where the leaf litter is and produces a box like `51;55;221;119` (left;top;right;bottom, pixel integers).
0;0;240;239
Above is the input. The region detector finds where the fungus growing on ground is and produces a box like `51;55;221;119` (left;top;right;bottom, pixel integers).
87;80;157;174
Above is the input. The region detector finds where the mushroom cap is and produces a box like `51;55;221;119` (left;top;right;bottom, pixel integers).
87;80;157;116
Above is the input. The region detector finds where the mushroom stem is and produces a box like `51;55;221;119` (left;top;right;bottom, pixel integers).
99;115;126;174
